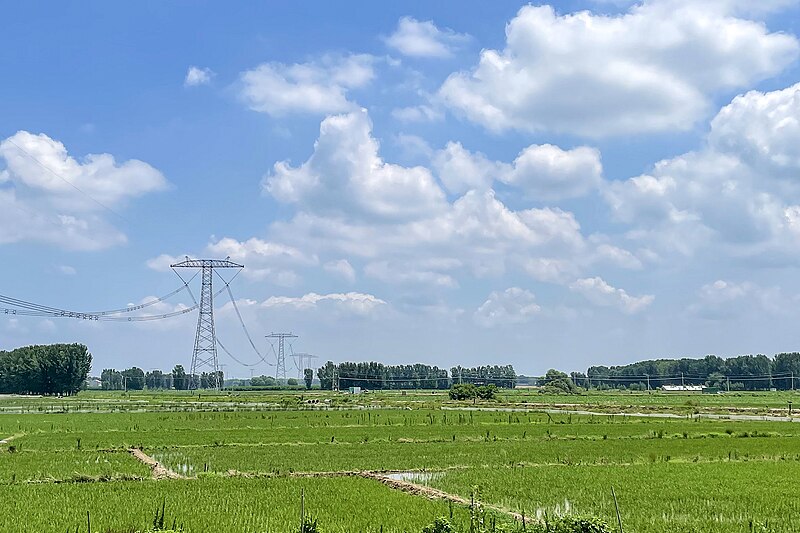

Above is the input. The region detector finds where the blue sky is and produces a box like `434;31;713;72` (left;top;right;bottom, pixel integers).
4;0;800;377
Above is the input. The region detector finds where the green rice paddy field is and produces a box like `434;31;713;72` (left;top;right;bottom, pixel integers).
1;389;799;532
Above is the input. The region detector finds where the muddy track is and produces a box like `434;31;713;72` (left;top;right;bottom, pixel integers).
128;448;185;480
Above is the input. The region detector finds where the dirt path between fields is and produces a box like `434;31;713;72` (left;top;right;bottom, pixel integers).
360;472;525;522
218;467;525;522
128;448;185;480
443;405;800;423
0;433;23;445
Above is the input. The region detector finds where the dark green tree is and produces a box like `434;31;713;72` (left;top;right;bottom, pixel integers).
317;361;336;390
145;370;165;389
0;344;91;395
121;367;145;390
172;365;187;390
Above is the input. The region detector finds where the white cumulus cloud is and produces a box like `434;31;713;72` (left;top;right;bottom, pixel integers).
432;141;602;199
689;279;785;320
184;66;215;87
323;259;356;283
262;292;387;316
265;109;447;221
439;2;798;136
239;54;375;116
385;16;469;58
0;131;167;250
206;237;317;284
605;82;800;261
569;277;654;313
474;287;541;327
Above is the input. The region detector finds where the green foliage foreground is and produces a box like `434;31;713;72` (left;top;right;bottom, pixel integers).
4;391;800;531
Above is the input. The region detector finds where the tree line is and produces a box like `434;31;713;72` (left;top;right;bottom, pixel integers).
576;352;800;391
316;362;516;390
100;365;223;390
0;343;91;395
450;365;517;388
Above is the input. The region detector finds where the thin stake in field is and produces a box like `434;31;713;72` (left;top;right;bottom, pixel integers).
611;486;623;533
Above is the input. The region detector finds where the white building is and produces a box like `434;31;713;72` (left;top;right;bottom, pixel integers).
661;384;703;392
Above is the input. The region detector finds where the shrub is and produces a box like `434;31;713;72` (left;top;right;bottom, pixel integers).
300;515;322;533
449;383;477;400
539;378;582;395
476;384;497;400
449;383;497;400
422;517;454;533
536;516;612;533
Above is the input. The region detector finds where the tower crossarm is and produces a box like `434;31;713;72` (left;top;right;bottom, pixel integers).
171;258;243;269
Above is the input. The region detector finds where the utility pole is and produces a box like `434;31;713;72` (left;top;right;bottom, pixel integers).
681;372;685;388
266;332;298;383
726;376;730;392
172;257;244;390
645;373;650;391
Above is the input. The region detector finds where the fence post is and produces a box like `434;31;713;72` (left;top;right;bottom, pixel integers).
300;488;305;530
611;486;623;533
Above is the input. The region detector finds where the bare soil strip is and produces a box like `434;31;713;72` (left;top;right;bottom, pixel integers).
0;433;23;445
359;472;525;522
128;448;185;480
443;405;800;422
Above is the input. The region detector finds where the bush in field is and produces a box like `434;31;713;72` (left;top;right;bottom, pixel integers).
422;517;454;533
449;383;477;400
539;378;582;395
300;515;322;533
476;384;497;400
250;375;278;387
538;369;582;395
449;383;497;400
537;516;612;533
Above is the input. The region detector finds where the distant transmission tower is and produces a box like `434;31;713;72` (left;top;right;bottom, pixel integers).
172;257;243;389
292;352;319;379
266;332;297;382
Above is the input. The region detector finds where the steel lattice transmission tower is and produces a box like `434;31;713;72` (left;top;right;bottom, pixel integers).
292;353;319;379
172;257;243;389
266;332;297;382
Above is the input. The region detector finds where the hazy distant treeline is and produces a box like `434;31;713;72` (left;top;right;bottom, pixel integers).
0;343;91;395
316;362;516;390
450;365;518;388
579;353;800;390
100;365;223;390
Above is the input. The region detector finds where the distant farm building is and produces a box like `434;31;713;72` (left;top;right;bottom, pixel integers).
661;385;703;392
84;377;102;389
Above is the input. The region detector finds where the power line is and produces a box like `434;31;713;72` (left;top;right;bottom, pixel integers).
215;270;273;366
0;277;200;321
4;137;128;223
